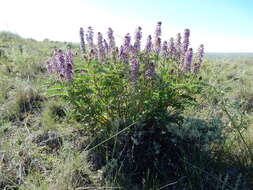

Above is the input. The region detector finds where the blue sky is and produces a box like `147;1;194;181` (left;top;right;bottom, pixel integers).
0;0;252;52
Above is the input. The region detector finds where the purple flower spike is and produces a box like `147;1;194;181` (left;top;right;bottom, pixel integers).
119;33;131;63
66;47;74;65
65;47;74;80
155;21;162;38
119;45;124;59
153;22;162;54
183;48;193;72
119;45;128;64
161;41;168;59
145;35;153;54
197;44;204;61
175;33;182;50
154;37;161;54
193;44;204;73
130;55;139;82
107;27;116;56
182;29;190;55
79;27;85;53
86;26;94;48
175;33;182;62
133;26;142;55
47;48;75;80
168;38;176;59
57;49;65;74
104;39;109;56
97;32;105;62
123;33;131;53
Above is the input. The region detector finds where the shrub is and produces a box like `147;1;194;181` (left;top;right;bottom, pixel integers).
48;54;205;188
46;22;209;188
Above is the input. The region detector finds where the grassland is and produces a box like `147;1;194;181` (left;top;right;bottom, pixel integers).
1;32;253;190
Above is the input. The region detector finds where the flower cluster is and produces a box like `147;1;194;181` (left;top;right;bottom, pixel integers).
175;33;182;62
79;22;203;73
46;48;74;80
47;22;205;81
182;48;193;72
145;35;153;54
182;29;190;56
153;22;162;54
193;44;204;73
107;27;116;57
97;32;106;61
79;27;85;53
86;26;94;48
133;27;142;55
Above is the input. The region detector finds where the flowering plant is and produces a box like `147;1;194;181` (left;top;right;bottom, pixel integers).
47;22;204;134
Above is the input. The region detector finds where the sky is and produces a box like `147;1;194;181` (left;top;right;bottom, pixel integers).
0;0;252;52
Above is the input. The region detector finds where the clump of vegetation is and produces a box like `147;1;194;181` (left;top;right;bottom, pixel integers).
45;23;252;189
0;82;44;121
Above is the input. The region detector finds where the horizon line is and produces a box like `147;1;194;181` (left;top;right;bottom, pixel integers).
1;30;253;54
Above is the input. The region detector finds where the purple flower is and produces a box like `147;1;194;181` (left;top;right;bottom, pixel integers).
57;49;74;80
175;33;182;50
65;65;73;80
153;22;162;54
197;44;204;62
118;33;131;63
130;55;139;82
56;49;65;75
182;29;190;56
145;62;155;78
119;45;128;64
154;37;161;54
64;47;74;80
145;35;153;54
104;39;109;56
123;33;131;54
79;27;85;53
155;21;162;38
193;44;204;73
182;48;193;72
133;26;142;55
168;38;176;59
175;33;182;62
107;27;116;54
66;47;74;65
97;32;105;62
47;48;74;80
161;41;168;59
119;45;124;59
86;26;94;48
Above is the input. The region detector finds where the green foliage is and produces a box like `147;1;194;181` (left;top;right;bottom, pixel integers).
47;57;210;188
49;58;202;134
